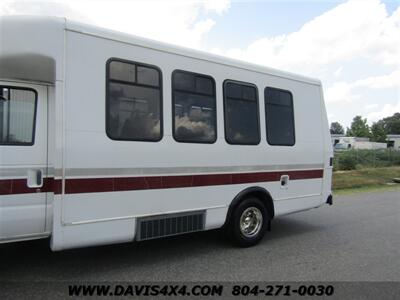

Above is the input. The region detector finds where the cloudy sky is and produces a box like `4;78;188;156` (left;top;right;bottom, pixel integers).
0;0;399;128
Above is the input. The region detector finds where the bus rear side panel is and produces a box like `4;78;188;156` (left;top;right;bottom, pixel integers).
50;29;327;250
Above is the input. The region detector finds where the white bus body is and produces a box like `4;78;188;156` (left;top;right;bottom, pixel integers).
0;16;333;251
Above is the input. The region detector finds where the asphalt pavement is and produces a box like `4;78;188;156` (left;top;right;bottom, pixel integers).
1;190;399;282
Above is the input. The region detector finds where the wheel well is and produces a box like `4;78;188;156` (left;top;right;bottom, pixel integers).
224;186;275;227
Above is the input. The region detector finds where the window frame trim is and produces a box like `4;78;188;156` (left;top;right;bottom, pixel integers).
171;69;218;144
0;85;38;146
264;86;296;146
223;79;261;146
105;57;164;142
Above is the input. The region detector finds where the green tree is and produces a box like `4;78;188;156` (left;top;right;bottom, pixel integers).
370;121;387;142
330;122;345;134
346;116;370;137
382;113;400;134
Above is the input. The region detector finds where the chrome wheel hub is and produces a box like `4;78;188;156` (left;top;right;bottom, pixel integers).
239;207;263;237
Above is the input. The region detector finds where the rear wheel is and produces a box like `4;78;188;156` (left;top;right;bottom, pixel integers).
227;197;269;247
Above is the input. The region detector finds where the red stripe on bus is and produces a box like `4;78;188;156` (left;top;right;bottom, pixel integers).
0;169;323;195
0;177;55;195
62;169;323;194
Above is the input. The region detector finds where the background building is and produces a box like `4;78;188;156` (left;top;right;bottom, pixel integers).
387;134;400;150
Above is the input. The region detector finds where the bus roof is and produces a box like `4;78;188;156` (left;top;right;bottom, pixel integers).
65;18;322;86
0;15;322;86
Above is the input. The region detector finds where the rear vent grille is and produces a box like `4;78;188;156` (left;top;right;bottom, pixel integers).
136;211;205;241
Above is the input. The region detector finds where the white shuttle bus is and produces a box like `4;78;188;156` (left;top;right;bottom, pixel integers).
0;16;333;251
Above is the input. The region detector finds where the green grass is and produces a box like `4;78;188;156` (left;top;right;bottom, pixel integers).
333;149;400;171
333;166;400;194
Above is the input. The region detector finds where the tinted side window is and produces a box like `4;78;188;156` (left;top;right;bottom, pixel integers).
223;81;260;145
106;59;162;141
265;87;295;146
0;87;37;145
172;70;216;143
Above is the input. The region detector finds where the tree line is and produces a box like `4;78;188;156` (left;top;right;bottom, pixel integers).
330;112;400;142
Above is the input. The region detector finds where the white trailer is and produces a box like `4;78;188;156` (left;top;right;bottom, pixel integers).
0;16;333;251
387;134;400;150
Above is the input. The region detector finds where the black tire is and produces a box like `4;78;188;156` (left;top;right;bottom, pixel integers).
227;197;269;247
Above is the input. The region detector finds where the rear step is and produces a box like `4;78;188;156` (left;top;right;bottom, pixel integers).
136;211;206;241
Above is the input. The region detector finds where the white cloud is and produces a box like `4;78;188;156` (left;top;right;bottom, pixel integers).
333;66;343;78
223;0;400;72
327;113;335;123
365;103;379;110
203;0;230;14
325;70;400;104
192;18;216;37
367;101;400;122
353;70;400;89
325;81;360;104
0;0;231;49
